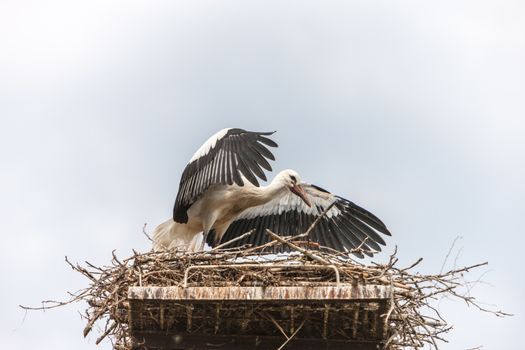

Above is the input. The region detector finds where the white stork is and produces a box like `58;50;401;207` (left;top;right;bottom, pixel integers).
152;128;391;257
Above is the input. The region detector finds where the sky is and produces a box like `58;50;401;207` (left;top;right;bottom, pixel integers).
1;0;524;348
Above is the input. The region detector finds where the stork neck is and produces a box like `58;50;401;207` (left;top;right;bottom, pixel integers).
254;177;287;205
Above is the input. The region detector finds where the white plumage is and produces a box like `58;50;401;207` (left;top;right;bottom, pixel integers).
189;128;230;162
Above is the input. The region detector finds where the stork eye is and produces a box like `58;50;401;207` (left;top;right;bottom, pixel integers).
290;175;297;183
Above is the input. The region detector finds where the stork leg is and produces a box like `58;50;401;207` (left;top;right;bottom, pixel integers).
200;230;209;251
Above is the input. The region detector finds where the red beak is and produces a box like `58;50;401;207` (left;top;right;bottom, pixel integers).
290;184;312;207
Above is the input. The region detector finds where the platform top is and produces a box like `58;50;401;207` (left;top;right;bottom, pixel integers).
128;283;392;302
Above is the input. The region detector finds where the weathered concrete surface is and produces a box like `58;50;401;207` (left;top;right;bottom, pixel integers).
128;284;391;301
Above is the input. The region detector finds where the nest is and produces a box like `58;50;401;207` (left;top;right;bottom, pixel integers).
24;229;507;350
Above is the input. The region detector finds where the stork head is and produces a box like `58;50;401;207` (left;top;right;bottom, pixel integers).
277;169;312;207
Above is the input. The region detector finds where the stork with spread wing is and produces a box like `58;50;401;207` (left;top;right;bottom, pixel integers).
153;128;390;257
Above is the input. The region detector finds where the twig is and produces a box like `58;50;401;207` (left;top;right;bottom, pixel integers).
209;229;255;252
303;202;336;238
276;319;306;350
142;223;152;242
265;229;331;265
440;236;462;274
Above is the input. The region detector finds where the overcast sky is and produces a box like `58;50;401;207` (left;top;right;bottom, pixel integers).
1;1;524;349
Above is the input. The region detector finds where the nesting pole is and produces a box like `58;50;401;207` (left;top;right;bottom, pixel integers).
127;264;392;350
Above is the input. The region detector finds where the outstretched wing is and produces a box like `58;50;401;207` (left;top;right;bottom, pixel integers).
173;128;278;223
213;184;391;258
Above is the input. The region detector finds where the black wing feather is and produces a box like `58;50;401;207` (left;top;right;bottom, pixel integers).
213;183;391;258
252;141;276;161
173;129;277;223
